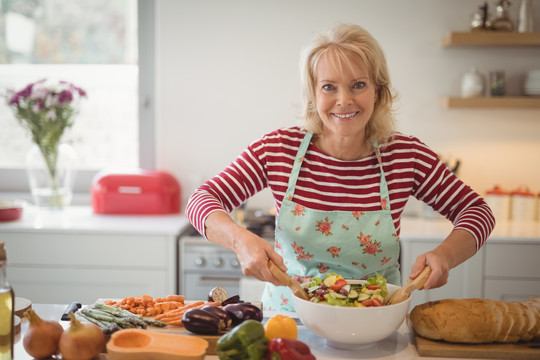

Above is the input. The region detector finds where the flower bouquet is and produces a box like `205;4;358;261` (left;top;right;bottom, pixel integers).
6;79;87;208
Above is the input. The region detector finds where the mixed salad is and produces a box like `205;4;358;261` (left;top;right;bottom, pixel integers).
304;272;389;307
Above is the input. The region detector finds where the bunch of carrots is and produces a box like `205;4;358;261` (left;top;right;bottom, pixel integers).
105;294;186;317
154;300;221;326
104;295;221;326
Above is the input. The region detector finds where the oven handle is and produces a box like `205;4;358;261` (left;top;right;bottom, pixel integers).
196;276;244;285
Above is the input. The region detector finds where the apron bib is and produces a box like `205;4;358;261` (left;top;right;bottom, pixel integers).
261;132;400;311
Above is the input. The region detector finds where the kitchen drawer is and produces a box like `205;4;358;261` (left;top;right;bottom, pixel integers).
9;266;173;304
4;232;171;268
484;279;540;302
485;243;540;278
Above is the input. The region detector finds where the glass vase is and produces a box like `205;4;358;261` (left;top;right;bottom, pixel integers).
26;143;77;209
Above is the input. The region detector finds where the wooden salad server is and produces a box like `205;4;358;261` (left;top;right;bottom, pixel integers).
385;266;432;305
268;259;310;301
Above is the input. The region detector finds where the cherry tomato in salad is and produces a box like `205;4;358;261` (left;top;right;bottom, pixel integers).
371;298;384;306
366;285;380;290
329;278;347;291
361;298;384;307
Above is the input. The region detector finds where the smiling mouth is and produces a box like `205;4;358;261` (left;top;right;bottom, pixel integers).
332;112;359;119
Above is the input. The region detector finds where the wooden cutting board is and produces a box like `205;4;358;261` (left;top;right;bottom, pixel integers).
407;317;540;359
96;299;262;355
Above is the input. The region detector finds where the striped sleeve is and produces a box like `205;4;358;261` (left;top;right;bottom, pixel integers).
404;136;495;250
185;127;495;249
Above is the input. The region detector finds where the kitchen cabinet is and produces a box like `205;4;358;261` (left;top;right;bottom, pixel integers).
400;218;540;309
440;31;540;109
0;206;188;304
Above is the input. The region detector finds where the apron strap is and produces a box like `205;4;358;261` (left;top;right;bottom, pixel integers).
284;133;391;212
372;139;391;211
283;131;313;199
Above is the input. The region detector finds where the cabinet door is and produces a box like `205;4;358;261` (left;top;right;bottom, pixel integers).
3;232;177;303
484;279;540;302
400;240;483;309
9;267;171;304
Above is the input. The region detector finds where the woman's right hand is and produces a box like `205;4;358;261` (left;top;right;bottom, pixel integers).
204;210;286;286
231;227;287;286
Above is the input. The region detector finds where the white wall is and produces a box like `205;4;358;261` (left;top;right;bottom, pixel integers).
155;0;540;209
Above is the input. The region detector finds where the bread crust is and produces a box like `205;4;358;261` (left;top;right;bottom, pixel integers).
410;297;540;344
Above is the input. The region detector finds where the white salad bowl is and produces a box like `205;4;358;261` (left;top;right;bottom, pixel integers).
292;280;410;350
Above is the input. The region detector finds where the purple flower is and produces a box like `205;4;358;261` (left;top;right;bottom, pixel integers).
58;89;73;104
8;92;20;106
19;84;33;99
76;87;87;97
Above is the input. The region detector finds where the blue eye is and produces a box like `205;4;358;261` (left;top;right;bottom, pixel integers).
322;84;335;91
353;82;366;89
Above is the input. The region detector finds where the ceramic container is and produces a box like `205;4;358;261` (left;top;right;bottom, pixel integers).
485;185;511;222
293;280;410;350
461;68;485;97
510;187;535;221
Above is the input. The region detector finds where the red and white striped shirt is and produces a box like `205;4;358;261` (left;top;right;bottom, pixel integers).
186;126;494;250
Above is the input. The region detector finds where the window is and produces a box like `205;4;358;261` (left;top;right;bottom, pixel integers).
0;0;154;199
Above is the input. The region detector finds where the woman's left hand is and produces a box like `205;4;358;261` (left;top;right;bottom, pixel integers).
409;252;451;290
409;229;477;289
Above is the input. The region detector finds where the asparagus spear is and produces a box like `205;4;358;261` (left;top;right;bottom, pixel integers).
94;303;167;327
75;311;120;334
81;307;138;329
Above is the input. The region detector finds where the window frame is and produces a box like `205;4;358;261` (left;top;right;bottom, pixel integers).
0;0;155;204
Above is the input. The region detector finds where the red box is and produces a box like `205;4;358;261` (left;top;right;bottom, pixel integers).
91;169;181;214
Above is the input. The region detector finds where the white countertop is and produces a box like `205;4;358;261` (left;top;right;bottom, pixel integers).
0;205;189;236
14;304;495;360
2;206;539;243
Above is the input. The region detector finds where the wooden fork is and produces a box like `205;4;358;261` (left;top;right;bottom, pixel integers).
268;259;310;301
385;266;431;305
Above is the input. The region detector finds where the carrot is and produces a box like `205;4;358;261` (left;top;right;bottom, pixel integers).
158;301;222;324
166;319;184;326
154;301;205;320
166;295;185;303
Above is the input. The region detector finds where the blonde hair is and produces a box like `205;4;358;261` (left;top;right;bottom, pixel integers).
300;23;397;148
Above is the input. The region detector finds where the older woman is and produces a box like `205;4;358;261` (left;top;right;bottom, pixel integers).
186;24;495;311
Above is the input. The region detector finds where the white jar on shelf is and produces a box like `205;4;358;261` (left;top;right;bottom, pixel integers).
510;186;535;221
461;67;485;97
485;185;511;222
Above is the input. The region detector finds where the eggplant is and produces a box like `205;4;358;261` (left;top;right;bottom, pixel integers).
223;303;263;327
221;294;242;306
201;305;232;329
181;308;223;335
208;286;229;303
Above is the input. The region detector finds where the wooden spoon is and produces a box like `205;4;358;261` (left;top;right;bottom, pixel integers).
268;259;310;301
385;266;432;305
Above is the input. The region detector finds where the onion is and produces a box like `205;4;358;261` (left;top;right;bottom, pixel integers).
23;309;64;359
59;312;105;360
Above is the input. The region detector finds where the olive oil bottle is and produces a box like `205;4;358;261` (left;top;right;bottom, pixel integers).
0;242;14;360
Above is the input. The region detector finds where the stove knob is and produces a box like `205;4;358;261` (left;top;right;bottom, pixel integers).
195;256;206;267
231;258;240;268
213;257;224;268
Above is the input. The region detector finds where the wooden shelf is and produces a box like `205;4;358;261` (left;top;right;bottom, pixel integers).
440;96;540;109
442;31;540;47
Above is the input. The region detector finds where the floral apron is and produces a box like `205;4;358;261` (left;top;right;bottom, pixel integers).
261;131;401;311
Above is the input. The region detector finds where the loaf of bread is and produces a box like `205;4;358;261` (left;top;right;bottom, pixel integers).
410;297;540;344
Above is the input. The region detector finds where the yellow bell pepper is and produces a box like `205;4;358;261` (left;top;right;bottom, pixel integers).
264;314;298;340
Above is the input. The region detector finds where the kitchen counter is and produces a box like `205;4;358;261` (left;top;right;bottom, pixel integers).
14;303;496;360
0;205;189;235
2;205;540;242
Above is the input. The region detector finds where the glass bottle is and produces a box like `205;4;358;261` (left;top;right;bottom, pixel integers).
492;0;514;31
0;242;14;360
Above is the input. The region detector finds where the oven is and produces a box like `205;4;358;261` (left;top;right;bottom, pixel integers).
178;208;275;300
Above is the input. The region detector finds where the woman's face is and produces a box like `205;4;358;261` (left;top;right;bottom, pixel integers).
314;54;377;140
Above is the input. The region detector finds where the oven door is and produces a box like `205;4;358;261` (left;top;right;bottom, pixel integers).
179;235;244;300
